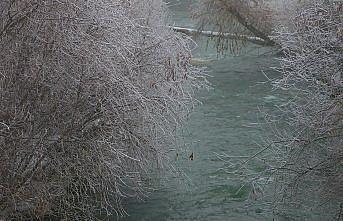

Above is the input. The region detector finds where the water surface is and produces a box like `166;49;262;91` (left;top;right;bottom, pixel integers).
120;1;283;220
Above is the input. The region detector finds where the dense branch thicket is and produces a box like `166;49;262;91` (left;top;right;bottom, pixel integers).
212;1;342;219
0;0;206;219
263;2;343;219
193;0;321;52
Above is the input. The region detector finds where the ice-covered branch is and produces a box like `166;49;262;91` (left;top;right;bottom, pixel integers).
171;26;270;46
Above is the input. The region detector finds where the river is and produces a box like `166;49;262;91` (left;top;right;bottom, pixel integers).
120;1;285;220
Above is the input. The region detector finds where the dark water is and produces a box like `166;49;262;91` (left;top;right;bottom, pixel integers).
120;1;284;221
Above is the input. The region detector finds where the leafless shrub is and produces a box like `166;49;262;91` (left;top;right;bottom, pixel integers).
213;1;342;219
0;0;207;219
264;1;342;219
269;0;317;30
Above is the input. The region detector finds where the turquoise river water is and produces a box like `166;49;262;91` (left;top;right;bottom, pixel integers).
121;1;289;220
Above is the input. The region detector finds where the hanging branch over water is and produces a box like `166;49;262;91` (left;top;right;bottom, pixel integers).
192;0;280;52
214;0;276;46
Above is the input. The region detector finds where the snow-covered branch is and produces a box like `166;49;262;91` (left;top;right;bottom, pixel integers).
171;26;270;46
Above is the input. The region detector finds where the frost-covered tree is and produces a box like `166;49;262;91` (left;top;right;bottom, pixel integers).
192;0;318;52
0;0;206;219
195;0;275;44
196;0;342;219
266;2;343;218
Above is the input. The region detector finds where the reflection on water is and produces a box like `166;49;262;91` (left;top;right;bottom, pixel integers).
120;1;284;221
